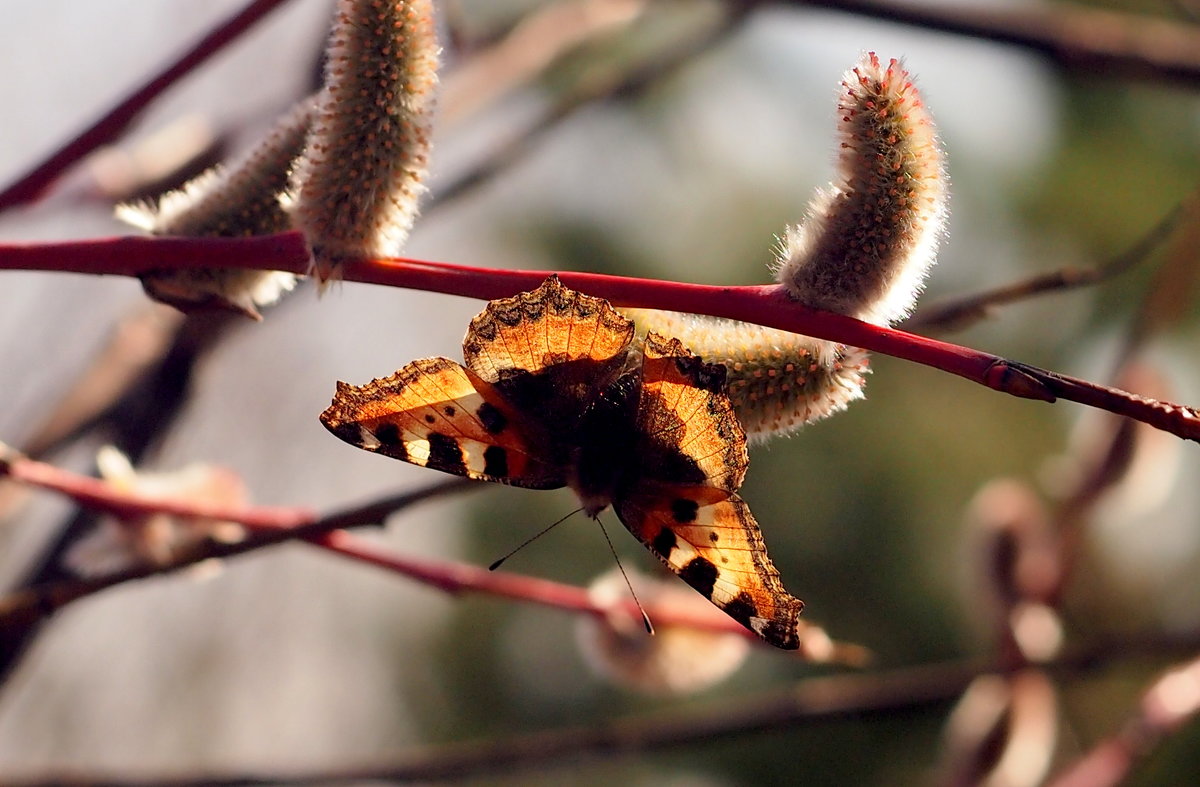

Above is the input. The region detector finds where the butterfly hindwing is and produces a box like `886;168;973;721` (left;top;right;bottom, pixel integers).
621;332;805;649
615;486;804;650
320;357;567;489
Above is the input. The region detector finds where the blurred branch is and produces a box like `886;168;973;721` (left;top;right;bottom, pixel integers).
432;3;755;209
0;444;312;529
0;468;472;639
9;635;1200;785
0;308;252;682
14;305;185;459
1048;651;1200;787
908;201;1187;333
2;661;981;785
439;0;648;125
0;0;294;210
771;0;1200;88
943;198;1200;781
7;233;1200;443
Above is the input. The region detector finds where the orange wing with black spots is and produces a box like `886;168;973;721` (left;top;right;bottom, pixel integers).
615;488;804;650
319;357;568;489
614;332;805;650
321;277;808;650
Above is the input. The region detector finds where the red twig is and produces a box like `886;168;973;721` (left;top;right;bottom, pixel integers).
0;447;854;654
313;529;761;641
0;0;293;210
0;448;313;529
3;232;1198;443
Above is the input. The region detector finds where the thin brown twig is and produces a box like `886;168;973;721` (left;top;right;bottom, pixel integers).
907;202;1187;333
0;0;295;210
771;0;1200;88
0;472;470;639
0;660;982;786
431;3;754;210
439;0;647;125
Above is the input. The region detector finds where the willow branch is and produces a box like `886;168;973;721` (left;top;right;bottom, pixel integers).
433;4;752;209
5;232;1199;442
0;452;472;637
0;0;294;210
908;201;1187;333
1048;651;1200;787
0;660;990;786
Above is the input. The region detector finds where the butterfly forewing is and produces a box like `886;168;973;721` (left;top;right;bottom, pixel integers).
463;276;634;383
616;488;804;650
320;358;567;489
463;276;637;434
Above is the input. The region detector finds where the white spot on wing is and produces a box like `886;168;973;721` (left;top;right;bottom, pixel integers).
693;504;716;527
408;439;431;464
665;540;698;571
709;583;741;606
358;426;382;450
460;438;492;475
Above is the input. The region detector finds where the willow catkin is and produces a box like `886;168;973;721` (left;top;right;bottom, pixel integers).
775;52;947;326
623;308;869;443
625;54;945;441
289;0;439;284
116;98;314;319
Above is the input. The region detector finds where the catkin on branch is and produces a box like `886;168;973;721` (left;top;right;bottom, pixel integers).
289;0;440;283
776;53;947;326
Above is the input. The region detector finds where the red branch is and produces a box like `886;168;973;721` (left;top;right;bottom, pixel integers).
1;448;313;529
0;0;294;210
3;232;1198;443
0;447;853;655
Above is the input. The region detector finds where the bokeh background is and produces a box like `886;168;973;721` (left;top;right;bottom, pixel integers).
1;0;1199;783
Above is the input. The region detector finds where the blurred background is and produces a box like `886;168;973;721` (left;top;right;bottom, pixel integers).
1;0;1199;784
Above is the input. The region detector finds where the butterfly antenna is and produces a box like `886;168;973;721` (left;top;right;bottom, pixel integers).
596;515;655;636
489;507;584;571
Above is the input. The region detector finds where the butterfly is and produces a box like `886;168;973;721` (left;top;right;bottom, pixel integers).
319;276;805;649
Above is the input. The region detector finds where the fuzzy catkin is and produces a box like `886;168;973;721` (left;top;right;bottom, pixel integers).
116;99;314;318
776;53;947;326
290;0;439;282
575;567;750;696
623;309;869;443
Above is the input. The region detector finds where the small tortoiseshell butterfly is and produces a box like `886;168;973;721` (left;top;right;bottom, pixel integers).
320;276;806;649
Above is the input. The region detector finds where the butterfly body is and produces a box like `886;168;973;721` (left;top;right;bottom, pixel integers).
321;276;806;649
